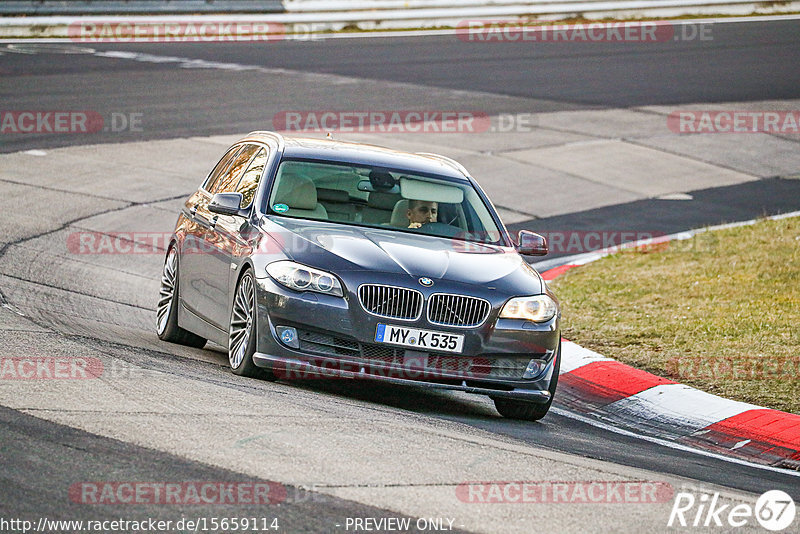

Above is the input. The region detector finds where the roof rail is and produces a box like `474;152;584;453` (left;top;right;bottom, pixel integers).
415;152;470;177
245;131;285;152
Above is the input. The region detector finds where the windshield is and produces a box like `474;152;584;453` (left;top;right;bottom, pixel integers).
266;158;504;245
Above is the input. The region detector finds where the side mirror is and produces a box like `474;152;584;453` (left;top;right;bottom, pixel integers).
209;192;247;217
517;230;548;256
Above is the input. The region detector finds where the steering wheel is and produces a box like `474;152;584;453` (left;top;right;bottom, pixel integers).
418;221;462;238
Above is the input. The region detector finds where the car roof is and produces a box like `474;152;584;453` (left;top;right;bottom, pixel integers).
241;131;470;181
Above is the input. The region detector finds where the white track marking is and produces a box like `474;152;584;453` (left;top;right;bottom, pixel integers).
560;339;614;373
603;384;761;434
551;407;800;478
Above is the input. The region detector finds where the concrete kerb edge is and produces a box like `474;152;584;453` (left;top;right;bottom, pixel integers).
538;210;800;470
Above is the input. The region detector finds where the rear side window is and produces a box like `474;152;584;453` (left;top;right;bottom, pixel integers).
203;145;241;193
213;144;260;194
234;147;268;208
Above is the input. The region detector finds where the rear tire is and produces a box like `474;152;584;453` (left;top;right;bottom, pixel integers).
228;269;273;379
493;341;561;421
156;247;207;348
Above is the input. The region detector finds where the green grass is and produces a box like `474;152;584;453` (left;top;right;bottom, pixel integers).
549;216;800;414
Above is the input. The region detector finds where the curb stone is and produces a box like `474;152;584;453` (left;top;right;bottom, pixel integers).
540;211;800;470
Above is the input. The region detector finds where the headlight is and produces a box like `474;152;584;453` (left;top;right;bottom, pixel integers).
499;295;557;322
266;261;343;297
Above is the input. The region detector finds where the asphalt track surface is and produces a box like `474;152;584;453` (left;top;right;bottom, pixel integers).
1;19;800;532
2;19;800;153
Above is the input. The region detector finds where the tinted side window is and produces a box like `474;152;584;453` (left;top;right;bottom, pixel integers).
203;146;242;192
213;144;260;194
234;147;268;208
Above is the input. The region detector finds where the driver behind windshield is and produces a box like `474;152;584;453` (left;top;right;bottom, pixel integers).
406;200;438;228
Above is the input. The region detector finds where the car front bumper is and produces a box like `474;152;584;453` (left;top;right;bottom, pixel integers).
252;351;552;402
252;274;560;403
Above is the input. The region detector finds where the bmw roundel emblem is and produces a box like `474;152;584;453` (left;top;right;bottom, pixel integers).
419;277;434;287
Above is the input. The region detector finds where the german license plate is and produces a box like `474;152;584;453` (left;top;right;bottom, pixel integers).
374;324;464;353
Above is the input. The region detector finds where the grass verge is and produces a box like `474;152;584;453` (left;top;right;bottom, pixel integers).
549;216;800;414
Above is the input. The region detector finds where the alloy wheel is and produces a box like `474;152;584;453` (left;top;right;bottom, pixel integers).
156;248;177;335
229;272;255;369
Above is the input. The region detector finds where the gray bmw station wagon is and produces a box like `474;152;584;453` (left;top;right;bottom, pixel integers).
157;131;561;420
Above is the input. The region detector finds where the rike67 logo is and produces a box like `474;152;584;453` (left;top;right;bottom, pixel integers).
668;490;795;531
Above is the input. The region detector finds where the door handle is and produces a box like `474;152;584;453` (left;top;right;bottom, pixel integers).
209;216;218;229
189;204;198;217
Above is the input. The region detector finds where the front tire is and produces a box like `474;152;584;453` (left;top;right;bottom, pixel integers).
156;247;207;348
493;341;561;421
228;269;271;379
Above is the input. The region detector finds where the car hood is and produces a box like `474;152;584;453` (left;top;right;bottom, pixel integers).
264;217;543;291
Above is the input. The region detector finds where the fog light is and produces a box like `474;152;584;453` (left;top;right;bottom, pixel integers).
276;326;299;349
522;359;546;379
